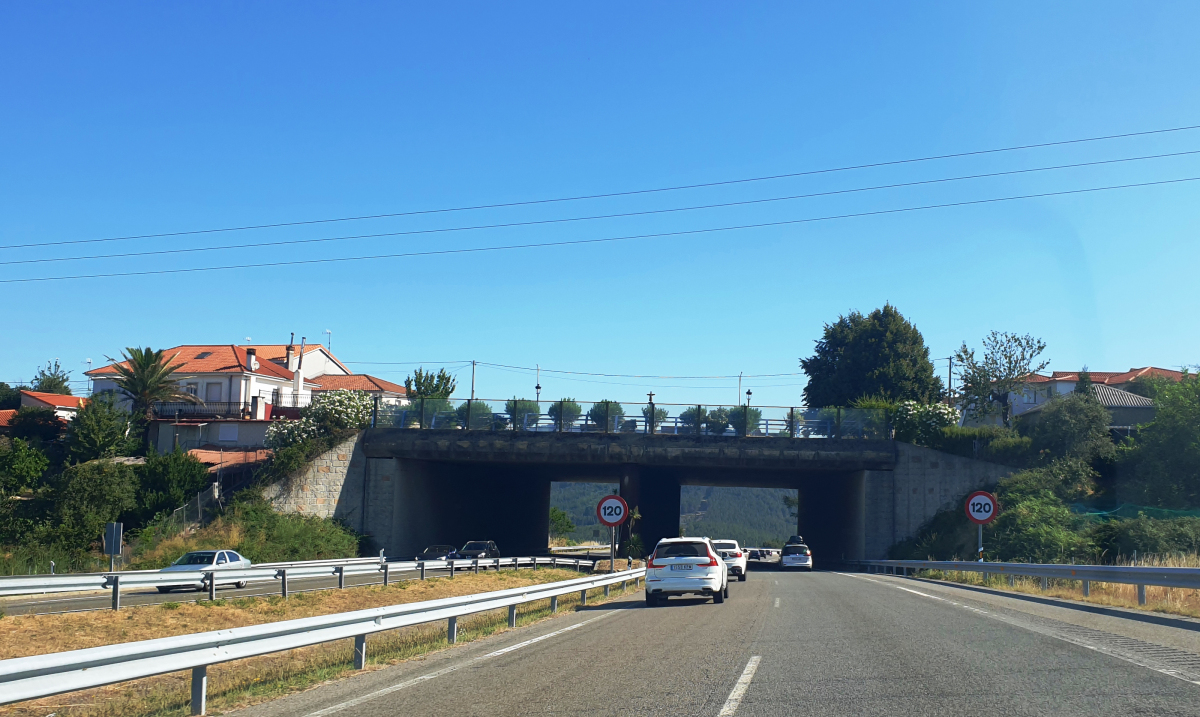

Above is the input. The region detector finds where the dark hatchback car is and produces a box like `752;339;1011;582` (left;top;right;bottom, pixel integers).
416;545;456;560
452;540;500;560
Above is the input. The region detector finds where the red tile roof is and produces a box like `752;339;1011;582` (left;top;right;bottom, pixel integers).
188;448;273;473
1042;367;1187;385
0;409;16;428
20;390;88;409
87;345;296;380
310;374;407;394
242;344;351;374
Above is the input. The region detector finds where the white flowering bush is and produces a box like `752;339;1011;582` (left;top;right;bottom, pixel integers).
302;390;374;431
893;400;961;446
264;417;320;449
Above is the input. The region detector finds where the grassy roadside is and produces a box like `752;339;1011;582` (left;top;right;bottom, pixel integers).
909;554;1200;619
1;569;641;717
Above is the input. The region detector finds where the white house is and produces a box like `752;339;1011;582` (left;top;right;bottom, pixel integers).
19;390;89;421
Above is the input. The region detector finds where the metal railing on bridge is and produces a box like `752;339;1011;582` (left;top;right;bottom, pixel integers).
372;398;889;439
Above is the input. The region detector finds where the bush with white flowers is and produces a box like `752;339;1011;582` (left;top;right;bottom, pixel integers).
264;417;320;449
893;400;961;445
302;389;374;430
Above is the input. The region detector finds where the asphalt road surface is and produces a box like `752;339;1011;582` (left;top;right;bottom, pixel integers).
232;563;1200;717
0;563;565;615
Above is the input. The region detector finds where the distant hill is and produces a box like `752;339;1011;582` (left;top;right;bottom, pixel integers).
550;482;795;548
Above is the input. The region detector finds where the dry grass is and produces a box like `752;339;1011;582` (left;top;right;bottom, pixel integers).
0;569;639;717
919;553;1200;618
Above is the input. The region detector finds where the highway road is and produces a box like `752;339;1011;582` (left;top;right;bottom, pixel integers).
232;563;1200;717
0;563;566;615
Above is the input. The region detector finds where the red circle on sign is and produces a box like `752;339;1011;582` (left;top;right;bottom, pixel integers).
965;490;999;525
596;495;629;527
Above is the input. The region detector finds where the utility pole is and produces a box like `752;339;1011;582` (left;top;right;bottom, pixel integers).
470;361;476;400
536;364;541;403
738;372;742;405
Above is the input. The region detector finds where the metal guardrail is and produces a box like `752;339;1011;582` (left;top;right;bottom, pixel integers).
0;556;596;609
0;567;644;714
855;559;1200;605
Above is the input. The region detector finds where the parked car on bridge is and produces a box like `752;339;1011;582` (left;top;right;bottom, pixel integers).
780;543;813;570
416;545;457;561
712;539;748;581
644;537;729;606
451;540;500;563
157;550;251;592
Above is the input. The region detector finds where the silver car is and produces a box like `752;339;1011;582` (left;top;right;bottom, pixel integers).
158;550;252;592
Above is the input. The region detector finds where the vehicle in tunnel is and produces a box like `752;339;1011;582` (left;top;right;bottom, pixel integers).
712;540;748;581
781;543;813;570
644;537;729;606
416;545;457;561
451;541;500;564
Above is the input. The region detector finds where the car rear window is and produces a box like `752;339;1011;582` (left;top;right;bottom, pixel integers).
782;545;810;556
712;542;738;551
425;545;454;553
176;552;217;565
463;542;489;550
656;542;710;558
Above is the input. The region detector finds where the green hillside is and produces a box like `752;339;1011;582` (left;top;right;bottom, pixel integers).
549;482;795;547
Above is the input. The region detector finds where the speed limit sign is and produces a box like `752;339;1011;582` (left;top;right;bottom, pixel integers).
596;495;629;527
965;491;998;525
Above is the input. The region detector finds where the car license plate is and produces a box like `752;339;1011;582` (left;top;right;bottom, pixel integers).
670;564;693;571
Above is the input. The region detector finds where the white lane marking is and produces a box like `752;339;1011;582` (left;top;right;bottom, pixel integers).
718;656;762;716
774;598;780;608
773;580;778;585
305;611;616;716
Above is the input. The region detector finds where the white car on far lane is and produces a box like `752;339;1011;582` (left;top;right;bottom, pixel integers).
645;537;729;606
780;543;813;570
157;550;252;592
712;539;748;581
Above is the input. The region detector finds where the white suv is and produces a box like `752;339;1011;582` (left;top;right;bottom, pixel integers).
645;537;729;606
711;539;748;581
780;543;813;570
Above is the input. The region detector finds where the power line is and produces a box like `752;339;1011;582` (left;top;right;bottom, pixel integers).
8;148;1198;267
477;361;801;379
4;174;1197;284
4;123;1200;251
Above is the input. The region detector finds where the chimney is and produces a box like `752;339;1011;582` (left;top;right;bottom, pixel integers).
245;348;259;371
293;336;306;396
285;344;295;371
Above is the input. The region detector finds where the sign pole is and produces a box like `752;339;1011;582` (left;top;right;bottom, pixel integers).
978;523;983;562
965;491;998;563
610;526;615;574
595;494;629;575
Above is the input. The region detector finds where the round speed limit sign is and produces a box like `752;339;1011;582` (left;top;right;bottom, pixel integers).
596;495;629;527
965;490;999;525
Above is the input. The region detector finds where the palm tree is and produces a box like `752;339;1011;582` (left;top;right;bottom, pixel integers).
107;347;199;424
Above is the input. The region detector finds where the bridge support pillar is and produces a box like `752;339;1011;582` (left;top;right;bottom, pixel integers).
620;466;680;555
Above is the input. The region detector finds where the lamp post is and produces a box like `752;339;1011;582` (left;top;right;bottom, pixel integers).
745;389;753;436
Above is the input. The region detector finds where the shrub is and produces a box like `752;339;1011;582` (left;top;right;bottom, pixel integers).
0;439;48;495
586;400;625;430
927;425;1034;466
264;417;320;450
64;393;138;464
303;390;373;431
134;449;212;524
9;408;63;444
1089;515;1200;557
893;401;960;445
548;399;583;428
1022;392;1114;463
46;460;138;548
505;398;541;430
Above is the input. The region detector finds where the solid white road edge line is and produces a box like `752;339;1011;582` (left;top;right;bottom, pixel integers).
835;572;1200;687
717;656;762;717
304;610;617;716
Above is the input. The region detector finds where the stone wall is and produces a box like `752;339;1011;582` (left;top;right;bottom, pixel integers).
262;433;367;529
862;443;1016;558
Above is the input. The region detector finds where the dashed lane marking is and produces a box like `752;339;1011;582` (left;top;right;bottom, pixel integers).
774;598;780;608
717;656;762;716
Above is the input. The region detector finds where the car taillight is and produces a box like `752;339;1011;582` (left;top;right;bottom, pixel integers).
734;551;742;558
704;551;720;567
647;554;660;569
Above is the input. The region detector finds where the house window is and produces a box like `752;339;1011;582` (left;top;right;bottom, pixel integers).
195;352;212;359
1023;389;1036;404
184;383;199;396
205;383;222;402
218;424;238;442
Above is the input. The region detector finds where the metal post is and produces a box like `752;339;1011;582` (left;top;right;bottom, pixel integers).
419;397;426;429
281;570;289;598
1082;580;1090;597
191;665;207;716
696;405;703;435
448;560;455;578
835;407;842;439
558;400;564;432
465;398;472;431
354;635;368;669
337;566;345;589
371;395;380;428
579;589;587;606
474;559;479;575
383;563;391;586
1040;576;1048;591
551;557;557;569
551;595;558;613
420;561;426;580
610;526;615;574
110;575;120;611
789;407;796;438
508;604;517;628
1008;575;1014;587
207;572;216;601
447;616;457;644
533;557;538;570
1138;584;1147;605
978;523;984;562
604;584;610;597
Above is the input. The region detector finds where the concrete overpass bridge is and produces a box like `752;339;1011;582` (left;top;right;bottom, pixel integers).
264;429;1013;561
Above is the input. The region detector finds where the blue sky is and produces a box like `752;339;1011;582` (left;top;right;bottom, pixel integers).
2;2;1198;407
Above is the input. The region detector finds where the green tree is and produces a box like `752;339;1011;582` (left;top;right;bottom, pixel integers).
727;405;763;436
586;400;625;430
801;305;943;407
549;506;576;536
641;404;669;430
31;360;72;395
9;407;63;443
64;393;136;464
678;406;707;433
404;368;457;399
548;399;583;428
134;449;212;523
107;347;199;424
456;400;503;429
1075;368;1093;396
0;439;49;495
954;331;1049;427
505;397;541;430
705;407;730;435
1124;375;1173;400
50;460;138;548
0;382;24;410
1023;391;1114;463
1120;375;1200;508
